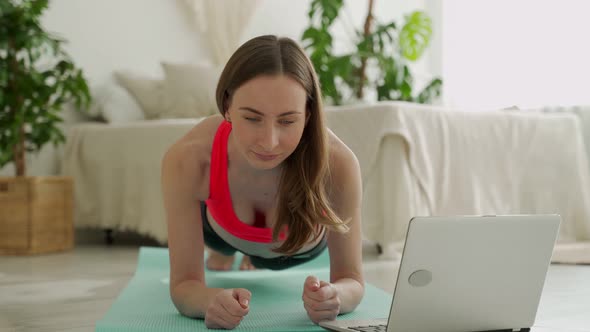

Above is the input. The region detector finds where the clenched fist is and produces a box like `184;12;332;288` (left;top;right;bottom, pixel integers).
302;275;341;324
205;288;251;329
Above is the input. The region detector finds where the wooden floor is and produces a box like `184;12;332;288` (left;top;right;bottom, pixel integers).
0;232;589;332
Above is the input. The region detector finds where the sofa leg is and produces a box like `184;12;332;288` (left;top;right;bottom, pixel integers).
376;243;383;255
105;229;114;245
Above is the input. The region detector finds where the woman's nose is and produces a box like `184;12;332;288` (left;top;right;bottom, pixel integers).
258;125;279;151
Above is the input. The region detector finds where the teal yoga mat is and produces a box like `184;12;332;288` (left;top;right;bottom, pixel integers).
96;247;392;331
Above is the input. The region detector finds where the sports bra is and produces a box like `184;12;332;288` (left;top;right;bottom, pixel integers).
205;120;286;243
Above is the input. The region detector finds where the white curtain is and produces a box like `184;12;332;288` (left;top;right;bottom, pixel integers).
182;0;261;66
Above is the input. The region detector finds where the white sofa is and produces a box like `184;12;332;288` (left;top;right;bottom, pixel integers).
60;101;590;258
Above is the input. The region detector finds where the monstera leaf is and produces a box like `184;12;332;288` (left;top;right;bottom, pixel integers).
399;11;433;61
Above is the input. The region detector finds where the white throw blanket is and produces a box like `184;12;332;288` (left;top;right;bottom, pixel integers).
62;119;201;243
62;102;590;256
327;102;590;255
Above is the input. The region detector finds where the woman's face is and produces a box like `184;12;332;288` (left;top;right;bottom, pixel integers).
226;74;308;171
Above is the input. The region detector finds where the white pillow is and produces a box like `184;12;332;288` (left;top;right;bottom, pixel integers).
160;62;220;119
114;71;165;119
91;82;145;123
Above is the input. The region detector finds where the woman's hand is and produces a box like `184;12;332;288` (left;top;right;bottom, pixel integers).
302;275;341;324
205;288;251;329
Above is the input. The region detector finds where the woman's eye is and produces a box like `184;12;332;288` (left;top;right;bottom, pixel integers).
280;120;295;125
245;117;260;122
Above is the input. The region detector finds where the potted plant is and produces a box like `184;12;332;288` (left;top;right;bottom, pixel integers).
0;0;91;254
302;0;442;105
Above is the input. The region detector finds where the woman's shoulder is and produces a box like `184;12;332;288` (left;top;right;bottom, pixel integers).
182;114;225;146
325;129;363;212
165;115;224;161
326;129;360;172
161;115;225;200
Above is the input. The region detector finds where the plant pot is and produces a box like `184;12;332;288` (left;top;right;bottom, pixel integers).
0;176;74;255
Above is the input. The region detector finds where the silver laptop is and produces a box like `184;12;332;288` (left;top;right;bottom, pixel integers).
320;214;561;332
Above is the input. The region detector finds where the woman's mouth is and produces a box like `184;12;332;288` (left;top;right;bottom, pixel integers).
253;152;279;161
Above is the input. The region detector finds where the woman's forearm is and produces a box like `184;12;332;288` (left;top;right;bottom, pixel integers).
332;277;365;314
170;279;224;318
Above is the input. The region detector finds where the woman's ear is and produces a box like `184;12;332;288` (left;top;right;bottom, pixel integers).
223;91;232;122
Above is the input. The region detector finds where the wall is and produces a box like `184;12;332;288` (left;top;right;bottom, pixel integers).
0;0;436;176
40;0;207;85
442;0;590;109
40;0;435;85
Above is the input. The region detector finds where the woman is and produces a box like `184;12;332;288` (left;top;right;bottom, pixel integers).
161;35;364;329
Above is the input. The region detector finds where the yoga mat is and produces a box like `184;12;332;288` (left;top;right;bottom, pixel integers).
96;247;392;331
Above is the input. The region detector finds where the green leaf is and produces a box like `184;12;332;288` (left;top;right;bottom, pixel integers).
415;78;443;104
399;65;413;100
27;0;49;18
307;0;342;28
400;11;432;61
319;0;343;27
372;21;397;49
302;27;320;43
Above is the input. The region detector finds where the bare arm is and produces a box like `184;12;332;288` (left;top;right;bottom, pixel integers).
162;116;252;329
326;141;365;314
302;136;365;324
161;142;221;318
162;117;251;330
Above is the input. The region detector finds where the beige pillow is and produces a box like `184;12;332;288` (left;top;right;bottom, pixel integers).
160;62;220;119
96;83;145;123
114;71;165;119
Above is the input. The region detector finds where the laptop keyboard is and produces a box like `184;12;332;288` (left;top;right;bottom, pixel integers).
349;324;387;332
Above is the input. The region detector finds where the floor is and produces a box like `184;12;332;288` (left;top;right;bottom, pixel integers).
0;232;589;332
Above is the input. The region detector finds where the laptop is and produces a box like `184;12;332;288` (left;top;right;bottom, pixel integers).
320;214;561;332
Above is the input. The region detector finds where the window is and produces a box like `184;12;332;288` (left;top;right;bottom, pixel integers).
440;0;590;109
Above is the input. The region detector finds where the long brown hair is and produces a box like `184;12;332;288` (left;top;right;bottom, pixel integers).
216;35;349;255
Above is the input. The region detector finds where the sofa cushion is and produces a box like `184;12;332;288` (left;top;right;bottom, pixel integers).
91;82;145;124
160;62;220;119
114;71;165;119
